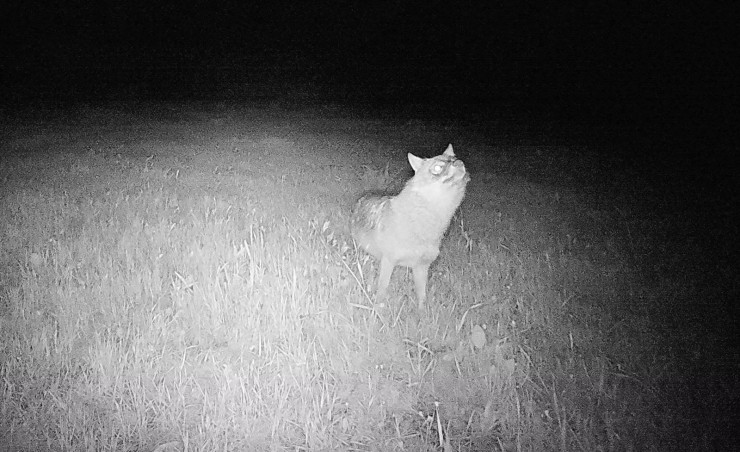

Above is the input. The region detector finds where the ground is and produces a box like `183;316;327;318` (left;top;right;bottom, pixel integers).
0;102;736;451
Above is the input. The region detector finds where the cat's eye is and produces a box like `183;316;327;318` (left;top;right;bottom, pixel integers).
431;162;445;175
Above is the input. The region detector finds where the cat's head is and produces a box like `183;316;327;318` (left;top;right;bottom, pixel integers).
407;144;470;189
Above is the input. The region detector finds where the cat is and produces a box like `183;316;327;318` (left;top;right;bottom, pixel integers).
350;144;470;309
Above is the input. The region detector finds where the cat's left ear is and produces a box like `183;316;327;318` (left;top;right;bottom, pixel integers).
408;153;424;172
443;144;455;157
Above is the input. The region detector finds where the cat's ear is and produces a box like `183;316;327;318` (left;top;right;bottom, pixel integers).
408;153;424;172
443;144;455;157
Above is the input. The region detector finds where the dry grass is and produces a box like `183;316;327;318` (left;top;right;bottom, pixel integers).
0;104;734;451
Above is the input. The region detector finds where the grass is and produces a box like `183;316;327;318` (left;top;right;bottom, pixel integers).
0;104;735;451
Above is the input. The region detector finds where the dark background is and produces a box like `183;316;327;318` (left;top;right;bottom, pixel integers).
1;1;736;159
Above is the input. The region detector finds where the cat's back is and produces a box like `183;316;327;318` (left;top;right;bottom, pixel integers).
350;192;392;256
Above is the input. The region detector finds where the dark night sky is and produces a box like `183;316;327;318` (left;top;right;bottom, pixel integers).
1;1;736;147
